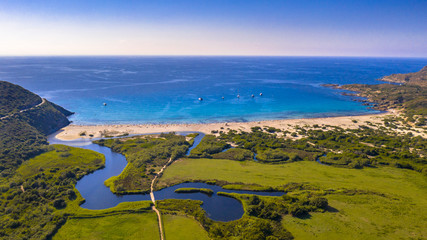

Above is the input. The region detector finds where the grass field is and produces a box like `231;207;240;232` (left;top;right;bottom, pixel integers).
282;194;425;239
159;158;427;239
53;212;159;240
17;144;104;178
163;215;210;240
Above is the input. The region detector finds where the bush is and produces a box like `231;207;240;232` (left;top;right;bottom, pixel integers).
53;199;66;209
309;197;328;209
189;135;229;157
212;148;254;161
289;206;308;217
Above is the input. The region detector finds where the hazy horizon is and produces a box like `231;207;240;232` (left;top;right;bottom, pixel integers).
0;55;427;59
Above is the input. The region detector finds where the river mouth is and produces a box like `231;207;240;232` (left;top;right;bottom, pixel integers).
48;132;283;222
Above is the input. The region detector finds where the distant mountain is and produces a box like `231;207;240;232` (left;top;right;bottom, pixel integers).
0;81;73;177
380;66;427;87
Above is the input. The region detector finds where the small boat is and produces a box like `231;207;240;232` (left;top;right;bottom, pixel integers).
103;102;107;106
198;97;203;101
237;94;240;98
251;94;254;98
221;96;225;100
259;93;263;96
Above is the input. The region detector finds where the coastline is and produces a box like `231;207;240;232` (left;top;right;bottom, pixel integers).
56;109;424;141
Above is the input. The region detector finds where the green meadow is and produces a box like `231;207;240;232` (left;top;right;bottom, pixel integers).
17;144;105;178
53;212;159;240
163;215;210;240
282;194;424;239
159;158;427;239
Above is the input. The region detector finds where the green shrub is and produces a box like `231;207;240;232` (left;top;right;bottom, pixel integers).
212;148;254;161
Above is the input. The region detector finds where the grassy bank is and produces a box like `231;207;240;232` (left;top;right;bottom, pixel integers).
175;187;214;195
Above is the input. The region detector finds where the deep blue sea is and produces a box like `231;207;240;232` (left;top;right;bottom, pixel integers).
0;56;425;124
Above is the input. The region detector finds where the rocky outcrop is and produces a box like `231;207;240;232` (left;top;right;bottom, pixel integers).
380;66;427;87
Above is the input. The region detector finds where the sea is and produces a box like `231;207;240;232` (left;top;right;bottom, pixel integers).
0;56;425;125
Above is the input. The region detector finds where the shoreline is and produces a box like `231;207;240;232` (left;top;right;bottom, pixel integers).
55;110;409;141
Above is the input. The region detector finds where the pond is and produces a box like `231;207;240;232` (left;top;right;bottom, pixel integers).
48;132;283;221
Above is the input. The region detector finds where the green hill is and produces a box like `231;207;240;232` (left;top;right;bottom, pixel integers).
0;81;73;177
0;81;43;118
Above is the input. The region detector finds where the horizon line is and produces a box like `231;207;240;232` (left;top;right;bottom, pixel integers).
0;54;426;59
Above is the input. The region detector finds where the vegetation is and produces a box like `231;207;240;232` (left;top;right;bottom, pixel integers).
163;214;210;240
160;158;426;198
0;81;42;117
211;123;426;173
189;134;229;158
380;65;427;87
282;192;425;239
341;83;427;117
1;69;426;240
158;86;427;238
175;187;213;195
17;145;104;178
334;66;427;122
0;82;72;178
53;212;159;240
220;192;328;219
305;126;426;172
212;148;254;161
157;199;293;240
0;145;105;240
256;148;301;163
219;128;321;163
0;118;48;177
159;158;427;239
95;133;192;194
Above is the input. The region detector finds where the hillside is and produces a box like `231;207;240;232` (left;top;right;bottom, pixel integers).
380;66;427;87
0;81;43;118
0;81;73;177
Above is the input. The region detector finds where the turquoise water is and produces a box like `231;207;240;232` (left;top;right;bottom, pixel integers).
0;56;425;124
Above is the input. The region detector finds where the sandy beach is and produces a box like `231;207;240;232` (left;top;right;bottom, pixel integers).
55;109;425;140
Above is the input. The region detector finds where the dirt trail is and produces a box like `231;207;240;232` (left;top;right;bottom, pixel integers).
150;157;173;240
0;98;46;120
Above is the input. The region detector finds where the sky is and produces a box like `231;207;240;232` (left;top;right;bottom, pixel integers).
0;0;426;57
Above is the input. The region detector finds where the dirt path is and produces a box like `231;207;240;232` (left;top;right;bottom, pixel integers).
152;206;164;240
0;98;46;120
150;157;173;240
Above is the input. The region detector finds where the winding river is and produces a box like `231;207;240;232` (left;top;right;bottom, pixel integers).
48;132;283;221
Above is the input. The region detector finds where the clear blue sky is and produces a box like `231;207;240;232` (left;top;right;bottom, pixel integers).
0;0;426;57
